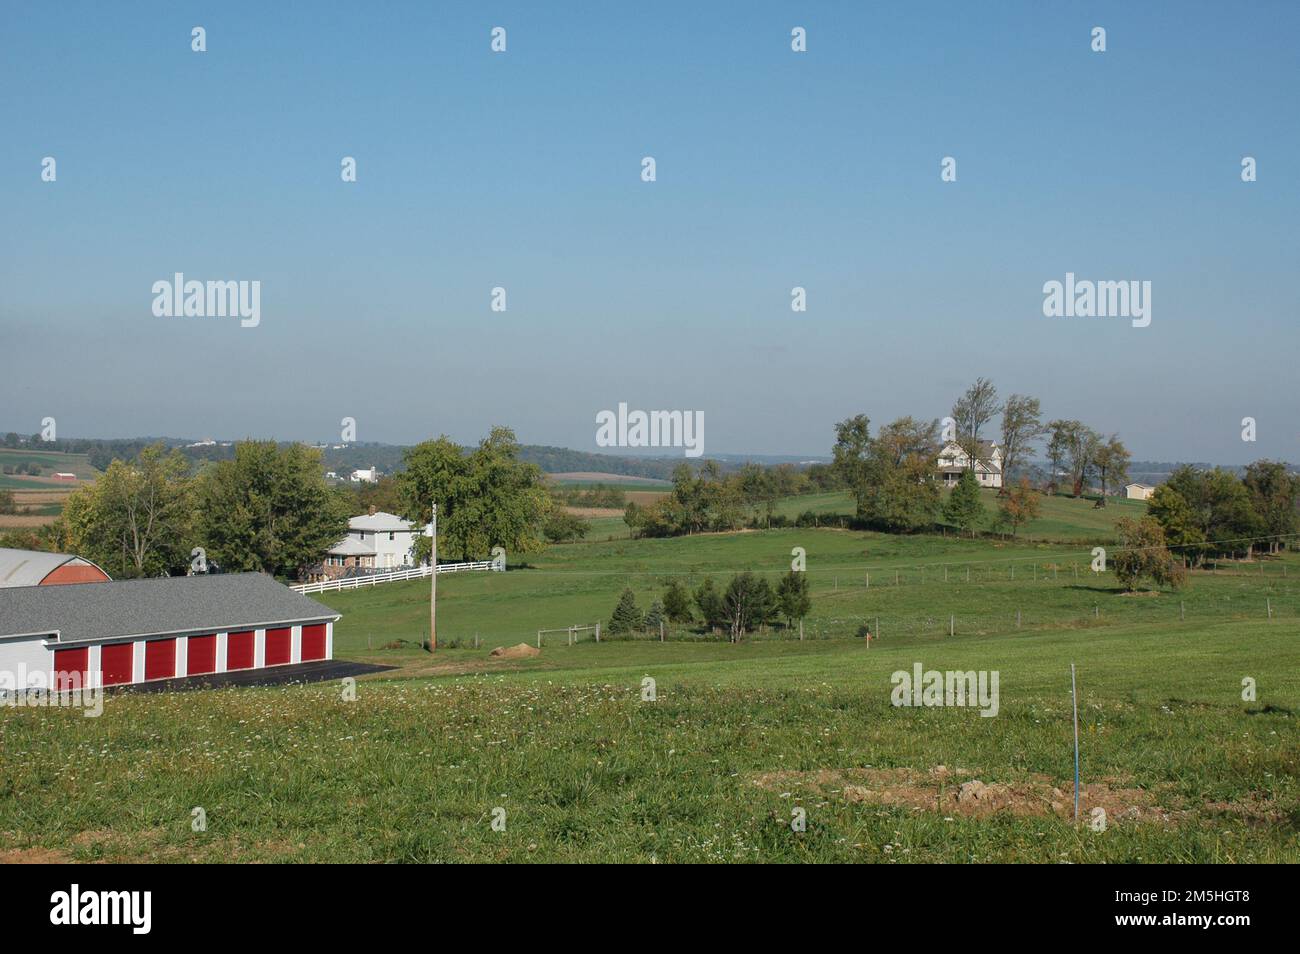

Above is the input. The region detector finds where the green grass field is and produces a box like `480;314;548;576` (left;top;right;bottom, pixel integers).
0;447;97;489
1;491;1296;863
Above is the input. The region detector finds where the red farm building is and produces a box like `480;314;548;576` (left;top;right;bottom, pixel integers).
0;548;111;587
0;572;340;690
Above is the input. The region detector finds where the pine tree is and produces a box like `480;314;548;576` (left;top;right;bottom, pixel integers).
943;469;986;536
644;599;665;631
662;579;693;623
693;577;726;632
775;570;811;627
608;587;643;634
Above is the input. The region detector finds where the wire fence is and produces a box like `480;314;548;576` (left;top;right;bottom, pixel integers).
585;591;1299;645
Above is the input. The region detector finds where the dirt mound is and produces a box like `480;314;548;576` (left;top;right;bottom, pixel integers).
490;643;541;659
754;765;1182;824
0;846;72;863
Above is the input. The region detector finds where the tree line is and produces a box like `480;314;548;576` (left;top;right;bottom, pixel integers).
608;570;812;642
623;461;827;537
2;428;556;580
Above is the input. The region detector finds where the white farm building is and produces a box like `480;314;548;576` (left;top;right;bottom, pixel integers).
321;511;429;578
937;440;1004;489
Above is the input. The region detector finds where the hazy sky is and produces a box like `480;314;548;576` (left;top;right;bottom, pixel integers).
2;1;1296;462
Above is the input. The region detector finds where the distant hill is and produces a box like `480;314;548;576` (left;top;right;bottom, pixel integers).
1;434;784;482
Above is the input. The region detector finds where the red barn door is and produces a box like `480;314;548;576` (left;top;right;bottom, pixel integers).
300;624;327;661
227;630;254;670
187;634;217;675
100;642;134;685
265;627;291;666
144;638;176;680
53;647;89;691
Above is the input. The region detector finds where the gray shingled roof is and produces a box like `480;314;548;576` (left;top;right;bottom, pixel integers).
0;572;340;643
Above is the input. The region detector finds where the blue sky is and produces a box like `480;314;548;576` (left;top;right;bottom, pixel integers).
1;1;1296;462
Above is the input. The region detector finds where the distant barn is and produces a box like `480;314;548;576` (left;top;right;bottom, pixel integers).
0;548;110;587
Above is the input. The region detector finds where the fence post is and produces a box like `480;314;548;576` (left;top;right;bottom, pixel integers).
1180;602;1184;621
537;630;541;649
949;615;954;637
595;622;600;643
1267;599;1272;620
875;616;880;640
1016;609;1020;628
660;620;664;642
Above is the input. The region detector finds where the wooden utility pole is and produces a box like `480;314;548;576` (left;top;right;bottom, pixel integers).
429;503;437;652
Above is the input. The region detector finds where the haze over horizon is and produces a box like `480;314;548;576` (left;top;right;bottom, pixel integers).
3;1;1297;464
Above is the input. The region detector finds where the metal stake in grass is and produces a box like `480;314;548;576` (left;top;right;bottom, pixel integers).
1071;663;1081;825
429;503;437;653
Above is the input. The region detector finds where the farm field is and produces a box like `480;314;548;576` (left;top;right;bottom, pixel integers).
566;486;1146;548
0;447;97;484
2;491;1295;863
1;612;1295;863
322;492;1296;660
0;448;95;527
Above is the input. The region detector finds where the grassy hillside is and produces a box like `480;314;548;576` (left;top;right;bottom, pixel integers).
2;614;1294;862
775;488;1148;542
318;521;1299;664
2;496;1295;863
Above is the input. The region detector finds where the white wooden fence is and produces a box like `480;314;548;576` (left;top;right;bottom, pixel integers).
291;560;498;595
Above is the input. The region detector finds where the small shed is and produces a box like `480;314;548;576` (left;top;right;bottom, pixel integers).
1125;483;1156;501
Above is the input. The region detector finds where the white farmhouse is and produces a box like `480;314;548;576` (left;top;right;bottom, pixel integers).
1125;482;1155;501
322;510;428;577
937;440;1003;489
350;467;379;483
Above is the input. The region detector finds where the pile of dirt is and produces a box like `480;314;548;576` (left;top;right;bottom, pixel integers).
753;765;1184;824
490;643;541;659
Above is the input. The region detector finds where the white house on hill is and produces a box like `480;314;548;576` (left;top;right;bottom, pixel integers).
322;511;429;578
937;440;1003;489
